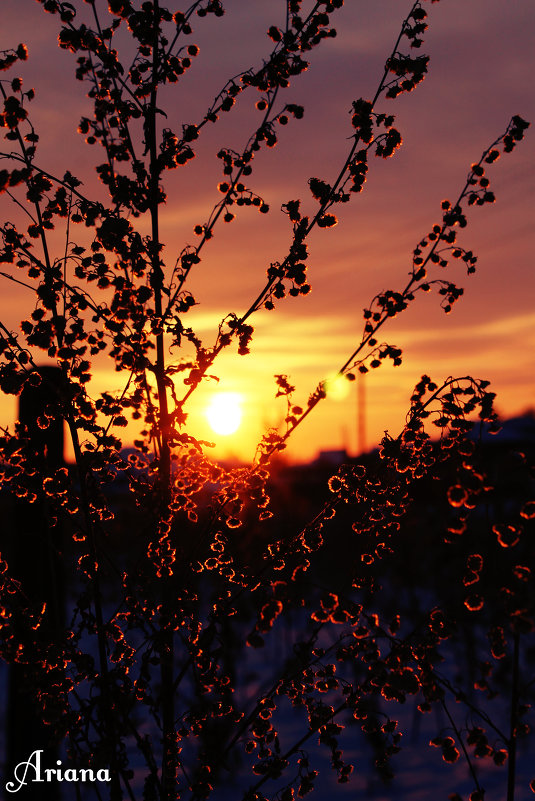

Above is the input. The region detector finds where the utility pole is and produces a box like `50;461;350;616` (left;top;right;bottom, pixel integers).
357;373;366;455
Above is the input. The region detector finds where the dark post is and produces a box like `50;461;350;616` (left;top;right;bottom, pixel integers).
5;366;65;799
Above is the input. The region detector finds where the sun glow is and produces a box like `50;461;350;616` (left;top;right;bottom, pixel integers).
324;374;350;401
206;392;243;436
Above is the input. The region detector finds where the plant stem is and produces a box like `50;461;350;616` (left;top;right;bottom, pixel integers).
66;412;123;800
147;3;175;797
507;630;520;801
440;698;481;794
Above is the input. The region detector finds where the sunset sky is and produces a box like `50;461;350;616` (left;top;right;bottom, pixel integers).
1;0;534;462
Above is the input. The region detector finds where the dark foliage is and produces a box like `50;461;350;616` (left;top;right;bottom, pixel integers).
0;2;533;800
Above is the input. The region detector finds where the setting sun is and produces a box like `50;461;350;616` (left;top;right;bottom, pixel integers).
205;392;243;436
324;373;351;402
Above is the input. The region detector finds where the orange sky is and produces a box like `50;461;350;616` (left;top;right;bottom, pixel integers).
1;0;534;462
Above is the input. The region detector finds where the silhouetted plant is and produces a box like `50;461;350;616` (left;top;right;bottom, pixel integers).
0;2;532;801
